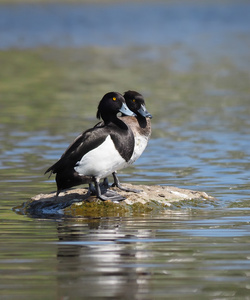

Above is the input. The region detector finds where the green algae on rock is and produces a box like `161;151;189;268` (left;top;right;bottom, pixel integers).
14;184;215;218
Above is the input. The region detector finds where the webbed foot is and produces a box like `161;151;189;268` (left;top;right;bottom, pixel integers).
92;178;126;202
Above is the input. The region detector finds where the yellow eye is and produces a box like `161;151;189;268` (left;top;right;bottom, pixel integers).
132;99;136;102
113;97;116;101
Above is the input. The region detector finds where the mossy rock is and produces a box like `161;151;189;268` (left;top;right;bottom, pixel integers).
14;184;215;218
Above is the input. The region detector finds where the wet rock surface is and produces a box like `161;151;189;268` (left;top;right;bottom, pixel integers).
15;184;216;218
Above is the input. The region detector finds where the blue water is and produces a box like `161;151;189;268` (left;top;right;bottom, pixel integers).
1;2;250;53
1;1;250;299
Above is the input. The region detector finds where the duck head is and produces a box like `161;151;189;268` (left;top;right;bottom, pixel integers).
96;92;136;121
123;90;152;119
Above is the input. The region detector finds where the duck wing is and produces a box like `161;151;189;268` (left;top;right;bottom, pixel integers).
45;126;108;175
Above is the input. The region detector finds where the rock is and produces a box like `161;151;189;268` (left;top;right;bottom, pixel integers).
14;184;216;218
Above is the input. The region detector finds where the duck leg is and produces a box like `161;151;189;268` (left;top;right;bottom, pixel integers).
88;183;96;195
93;177;125;202
100;177;110;188
89;181;122;198
111;172;142;193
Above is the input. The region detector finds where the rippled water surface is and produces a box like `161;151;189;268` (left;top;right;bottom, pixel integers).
1;1;250;299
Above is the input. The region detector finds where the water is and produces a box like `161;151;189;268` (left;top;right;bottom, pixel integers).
1;1;250;299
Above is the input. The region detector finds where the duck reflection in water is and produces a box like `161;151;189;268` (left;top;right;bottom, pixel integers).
56;220;151;299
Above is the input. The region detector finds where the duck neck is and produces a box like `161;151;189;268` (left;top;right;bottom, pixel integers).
136;114;147;128
104;115;128;130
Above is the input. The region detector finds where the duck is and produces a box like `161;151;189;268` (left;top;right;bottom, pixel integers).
102;90;152;192
45;92;136;201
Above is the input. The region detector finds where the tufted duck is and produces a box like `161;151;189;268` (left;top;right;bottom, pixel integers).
103;90;152;192
45;92;136;201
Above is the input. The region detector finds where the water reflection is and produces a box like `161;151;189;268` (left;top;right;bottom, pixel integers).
56;219;152;299
53;210;250;299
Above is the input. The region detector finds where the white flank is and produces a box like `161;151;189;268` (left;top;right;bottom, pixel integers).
129;133;149;164
74;135;127;179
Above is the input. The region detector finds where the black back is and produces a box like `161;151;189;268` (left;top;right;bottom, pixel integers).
45;92;135;177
